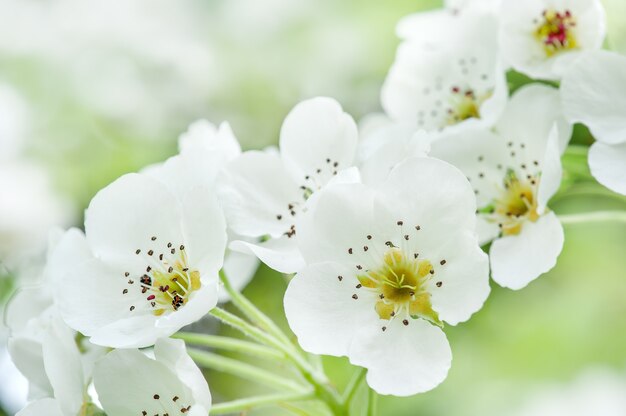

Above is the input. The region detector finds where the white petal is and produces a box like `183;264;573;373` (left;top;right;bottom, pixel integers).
154;283;218;335
218;151;302;238
16;398;63;416
588;141;626;195
229;237;305;274
297;183;379;266
179;120;241;160
179;186;227;274
85;173;184;272
8;338;51;396
561;50;626;145
490;212;564;290
382;156;478;239
89;314;163;349
153;339;212;410
429;232;490;325
537;126;563;210
41;318;84;415
279;97;358;182
349;318;451;396
54;257;136;342
496;84;572;153
93;348;199;415
5;285;51;333
284;262;378;357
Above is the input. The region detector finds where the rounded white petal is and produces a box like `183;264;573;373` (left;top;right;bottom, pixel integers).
41;318;84;415
561;50;626;145
490;211;564;289
349;318;451;396
154;283;218;334
88;314;163;349
218;151;302;238
284;262;378;356
588;141;626;195
496;84;572;153
229;237;305;274
179;186;227;274
54;257;139;343
5;285;52;333
154;339;212;410
537;126;563;210
7;337;51;397
85;173;185;272
93;344;208;415
382;156;477;239
16;398;63;416
279;97;358;182
179;120;241;160
429;232;490;325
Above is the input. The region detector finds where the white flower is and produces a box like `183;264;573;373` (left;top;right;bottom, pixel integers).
511;369;626;416
499;0;605;80
144;119;260;300
284;156;490;396
561;50;626;195
93;338;211;416
382;11;507;134
51;167;227;348
430;84;567;289
218;97;359;273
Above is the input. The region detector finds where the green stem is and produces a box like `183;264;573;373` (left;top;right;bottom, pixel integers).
558;211;626;225
342;367;366;404
210;392;315;415
209;307;285;349
187;348;306;392
210;307;345;414
174;332;286;361
367;388;378;416
219;270;293;346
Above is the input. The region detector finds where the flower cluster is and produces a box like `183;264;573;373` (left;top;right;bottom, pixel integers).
6;0;625;414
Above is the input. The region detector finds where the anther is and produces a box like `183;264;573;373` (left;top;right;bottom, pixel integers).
403;319;409;326
147;250;154;256
276;215;282;220
180;245;185;250
404;235;409;240
337;275;343;281
348;248;353;254
123;289;128;294
363;246;369;251
333;161;338;167
124;272;129;277
379;294;384;299
168;266;173;273
414;253;419;259
153;394;160;400
173;396;179;402
147;294;156;301
171;248;175;254
429;269;435;274
397;220;404;226
367;235;372;240
382;326;387;332
135;249;141;255
356;284;362;289
440;259;447;265
415;225;421;231
130;306;135;311
151;236;157;241
146;266;152;272
352;294;358;300
167;242;172;248
356;265;363;270
436;281;443;287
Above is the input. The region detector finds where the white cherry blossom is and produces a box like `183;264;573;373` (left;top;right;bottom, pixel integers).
51;169;227;348
561;50;626;195
499;0;606;80
218;97;359;273
430;85;568;289
383;11;507;135
285;156;490;396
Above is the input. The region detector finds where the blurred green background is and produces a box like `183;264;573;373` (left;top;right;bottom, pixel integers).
1;0;625;415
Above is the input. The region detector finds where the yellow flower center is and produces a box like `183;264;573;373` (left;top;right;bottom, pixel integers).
125;238;201;316
446;86;492;125
534;9;578;57
487;170;540;236
357;248;442;327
